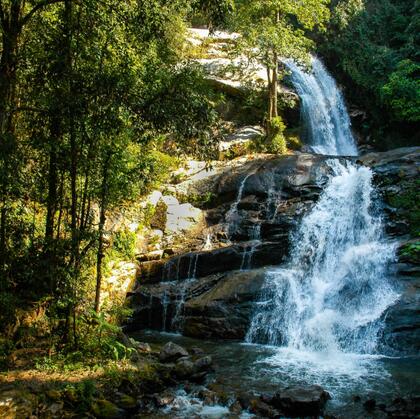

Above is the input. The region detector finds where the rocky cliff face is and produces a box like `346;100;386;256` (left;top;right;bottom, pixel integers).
126;148;420;355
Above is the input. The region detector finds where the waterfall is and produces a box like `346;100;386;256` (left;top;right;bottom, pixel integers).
285;57;358;157
246;161;398;353
246;57;398;357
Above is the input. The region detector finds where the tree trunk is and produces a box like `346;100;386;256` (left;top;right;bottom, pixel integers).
94;154;111;313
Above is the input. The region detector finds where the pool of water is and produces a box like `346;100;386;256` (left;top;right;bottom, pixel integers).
131;330;420;417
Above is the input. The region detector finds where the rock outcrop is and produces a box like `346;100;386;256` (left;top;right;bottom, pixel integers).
127;147;420;355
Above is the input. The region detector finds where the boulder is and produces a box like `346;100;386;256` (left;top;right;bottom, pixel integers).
174;358;196;379
159;342;189;363
270;385;331;417
183;269;268;339
91;399;125;419
219;126;264;159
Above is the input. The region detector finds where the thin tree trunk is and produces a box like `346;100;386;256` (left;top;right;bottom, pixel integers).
94;154;111;313
272;51;278;119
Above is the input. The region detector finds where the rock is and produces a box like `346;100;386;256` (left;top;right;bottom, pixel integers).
174;358;196;379
128;147;420;355
159;342;189;362
0;390;37;419
190;347;205;355
384;396;420;418
91;399;125;419
116;394;137;410
194;356;213;372
249;398;279;418
270;385;331;417
183;269;268;339
129;338;152;353
363;398;376;411
46;390;62;401
154;393;175;407
219;126;264;159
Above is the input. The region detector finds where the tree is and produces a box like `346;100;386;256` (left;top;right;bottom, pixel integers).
231;0;330;128
382;59;420;123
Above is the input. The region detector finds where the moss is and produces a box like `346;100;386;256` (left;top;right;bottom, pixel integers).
399;241;420;264
91;399;122;418
386;179;420;234
180;192;217;209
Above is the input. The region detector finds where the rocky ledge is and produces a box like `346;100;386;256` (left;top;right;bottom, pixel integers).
126;147;420;355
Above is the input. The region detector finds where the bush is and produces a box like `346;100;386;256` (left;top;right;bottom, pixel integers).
112;229;137;260
268;116;287;154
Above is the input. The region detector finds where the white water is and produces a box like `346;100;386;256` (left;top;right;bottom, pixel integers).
226;172;254;239
246;161;398;355
246;57;399;380
285;57;358;156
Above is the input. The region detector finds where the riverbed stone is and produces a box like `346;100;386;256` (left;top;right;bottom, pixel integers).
270;385;331;417
159;342;189;362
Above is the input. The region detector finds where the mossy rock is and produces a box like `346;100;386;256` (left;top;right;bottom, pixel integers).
116;394;137;410
91;399;125;418
385;179;420;235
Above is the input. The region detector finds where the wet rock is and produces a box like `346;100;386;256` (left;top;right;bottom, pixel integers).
384;396;420;418
270;385;331;417
174;358;196;379
194;355;213;372
250;398;279;418
191;347;205;355
154;393;175;408
363;398;376;411
159;342;189;362
183;269;267;339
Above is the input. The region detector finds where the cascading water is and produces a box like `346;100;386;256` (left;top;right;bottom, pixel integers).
246;160;398;353
247;57;398;362
285;57;358;157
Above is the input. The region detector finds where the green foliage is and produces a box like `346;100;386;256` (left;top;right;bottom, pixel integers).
268;116;287;154
386;179;420;235
232;0;330;68
182;191;218;209
382;60;420;122
322;0;419;146
400;241;420;264
112;229;137;261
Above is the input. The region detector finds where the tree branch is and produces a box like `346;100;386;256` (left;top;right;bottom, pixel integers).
19;0;65;28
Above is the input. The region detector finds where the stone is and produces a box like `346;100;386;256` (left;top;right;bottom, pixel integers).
174;358;196;379
116;394;137;410
91;399;125;418
271;385;331;417
183;269;268;339
159;342;189;362
363;399;376;411
128;147;420;355
194;356;213;372
249;398;279;418
219;126;264;159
